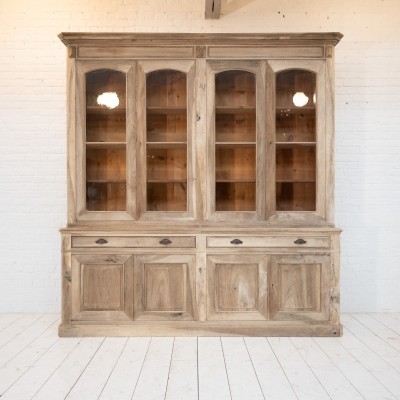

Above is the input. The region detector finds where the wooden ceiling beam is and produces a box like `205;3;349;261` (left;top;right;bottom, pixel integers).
205;0;221;19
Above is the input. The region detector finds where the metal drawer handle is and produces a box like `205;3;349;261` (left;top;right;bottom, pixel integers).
230;239;243;245
294;238;307;245
159;238;172;245
95;238;108;245
63;272;71;282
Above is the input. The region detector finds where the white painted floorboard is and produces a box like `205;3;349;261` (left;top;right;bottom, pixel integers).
0;313;400;400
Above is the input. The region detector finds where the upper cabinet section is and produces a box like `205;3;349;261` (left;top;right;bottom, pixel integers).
62;33;342;225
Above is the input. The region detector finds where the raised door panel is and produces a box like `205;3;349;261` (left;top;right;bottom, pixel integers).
207;254;268;320
134;254;196;320
71;254;134;321
269;254;330;322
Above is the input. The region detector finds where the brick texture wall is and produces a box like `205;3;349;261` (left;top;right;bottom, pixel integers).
0;0;399;312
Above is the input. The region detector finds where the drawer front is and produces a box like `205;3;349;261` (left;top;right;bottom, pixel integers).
206;236;330;248
72;236;196;248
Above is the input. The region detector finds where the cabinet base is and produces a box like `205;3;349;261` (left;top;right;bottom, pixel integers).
59;322;342;337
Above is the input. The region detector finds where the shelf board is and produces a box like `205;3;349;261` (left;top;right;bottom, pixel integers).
87;180;126;184
216;142;256;147
86;106;126;115
276;107;315;115
147;106;187;115
216;180;256;183
147;179;187;184
276;142;316;147
276;180;316;183
215;106;256;114
146;142;187;149
86;142;126;149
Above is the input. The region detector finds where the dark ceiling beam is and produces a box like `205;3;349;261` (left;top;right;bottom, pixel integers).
205;0;221;19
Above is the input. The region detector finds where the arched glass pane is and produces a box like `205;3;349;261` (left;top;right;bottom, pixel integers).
215;70;256;211
146;70;187;211
85;69;126;211
275;70;316;211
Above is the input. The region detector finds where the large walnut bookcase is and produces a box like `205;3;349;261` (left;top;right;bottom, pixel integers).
59;33;343;337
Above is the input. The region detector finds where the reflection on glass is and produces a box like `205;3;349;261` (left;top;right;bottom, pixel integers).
215;70;256;211
146;70;188;211
85;70;127;211
275;70;316;211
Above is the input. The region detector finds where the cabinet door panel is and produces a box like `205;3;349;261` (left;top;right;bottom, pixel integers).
71;254;134;321
137;60;196;220
134;254;196;321
267;60;326;223
206;60;266;222
76;61;136;221
207;254;268;320
269;254;330;322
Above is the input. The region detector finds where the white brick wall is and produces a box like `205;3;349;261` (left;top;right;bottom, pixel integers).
0;0;399;312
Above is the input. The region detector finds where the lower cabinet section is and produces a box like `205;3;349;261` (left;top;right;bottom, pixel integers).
62;233;341;337
71;254;134;322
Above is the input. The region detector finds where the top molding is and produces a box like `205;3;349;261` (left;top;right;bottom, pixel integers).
58;32;343;47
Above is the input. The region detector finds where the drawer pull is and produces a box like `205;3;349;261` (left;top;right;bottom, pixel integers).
95;238;108;245
294;238;307;245
63;272;71;282
230;238;243;245
159;238;172;245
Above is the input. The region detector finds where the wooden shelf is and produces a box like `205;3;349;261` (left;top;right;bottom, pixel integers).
276;180;316;183
86;142;126;149
147;106;187;115
147;180;187;183
215;106;256;114
276;142;316;147
146;142;187;149
87;180;126;184
86;106;126;115
276;107;315;115
216;142;256;147
216;180;256;183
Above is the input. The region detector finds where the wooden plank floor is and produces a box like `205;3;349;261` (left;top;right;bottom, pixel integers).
0;314;399;399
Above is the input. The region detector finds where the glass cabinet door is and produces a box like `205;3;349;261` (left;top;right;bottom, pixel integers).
85;69;127;211
146;70;188;211
275;69;317;212
215;70;256;211
207;61;264;221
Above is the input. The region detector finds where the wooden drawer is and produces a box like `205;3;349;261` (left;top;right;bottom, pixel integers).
206;236;330;248
72;236;196;248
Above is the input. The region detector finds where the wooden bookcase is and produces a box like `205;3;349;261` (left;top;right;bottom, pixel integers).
59;32;343;337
